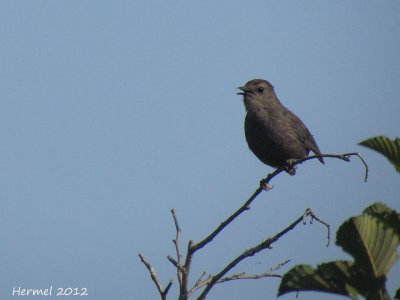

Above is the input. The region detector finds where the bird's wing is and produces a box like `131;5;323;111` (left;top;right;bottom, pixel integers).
287;109;325;164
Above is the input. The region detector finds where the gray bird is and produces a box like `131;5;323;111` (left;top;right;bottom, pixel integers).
237;79;324;174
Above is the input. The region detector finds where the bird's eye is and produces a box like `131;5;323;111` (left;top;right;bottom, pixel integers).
258;87;264;93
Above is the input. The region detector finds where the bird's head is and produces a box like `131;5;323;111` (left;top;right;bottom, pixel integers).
237;79;279;111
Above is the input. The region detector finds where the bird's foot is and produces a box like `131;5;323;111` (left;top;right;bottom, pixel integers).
260;179;273;191
285;159;299;175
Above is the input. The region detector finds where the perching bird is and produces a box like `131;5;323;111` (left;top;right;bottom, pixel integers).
237;79;324;174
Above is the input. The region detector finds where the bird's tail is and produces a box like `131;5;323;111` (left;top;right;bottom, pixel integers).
316;153;325;164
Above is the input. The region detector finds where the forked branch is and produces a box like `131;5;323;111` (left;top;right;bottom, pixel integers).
138;253;173;300
196;209;324;299
187;152;366;260
139;152;368;300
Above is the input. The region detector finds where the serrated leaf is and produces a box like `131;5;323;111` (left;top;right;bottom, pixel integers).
359;136;400;173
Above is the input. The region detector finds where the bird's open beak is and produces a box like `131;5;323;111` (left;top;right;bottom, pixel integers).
237;86;246;95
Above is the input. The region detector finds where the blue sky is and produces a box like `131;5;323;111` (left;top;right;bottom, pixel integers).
1;1;399;300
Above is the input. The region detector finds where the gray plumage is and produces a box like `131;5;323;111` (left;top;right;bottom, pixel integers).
238;79;324;174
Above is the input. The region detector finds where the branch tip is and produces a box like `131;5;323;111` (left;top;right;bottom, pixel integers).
139;252;172;300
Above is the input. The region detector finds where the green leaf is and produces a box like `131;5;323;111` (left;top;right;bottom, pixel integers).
364;202;393;215
359;136;400;173
395;287;400;299
363;202;400;237
277;261;359;299
278;203;400;300
336;214;399;278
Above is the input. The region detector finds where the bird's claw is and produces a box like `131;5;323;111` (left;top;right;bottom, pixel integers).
285;159;299;175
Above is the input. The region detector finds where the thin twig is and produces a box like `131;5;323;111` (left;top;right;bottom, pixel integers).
171;209;183;287
308;209;331;247
138;253;173;300
267;259;291;273
188;272;210;296
189;260;290;296
193;272;207;289
302;152;369;182
196;209;320;300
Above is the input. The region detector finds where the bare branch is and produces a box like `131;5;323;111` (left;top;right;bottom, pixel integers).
196;209;323;300
138;253;173;300
308;209;331;247
164;280;173;297
300;152;368;182
221;272;282;280
167;255;186;275
188;272;210;296
141;152;367;300
193;271;207;289
171;209;183;287
187;152;366;257
189;260;290;296
179;240;194;300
